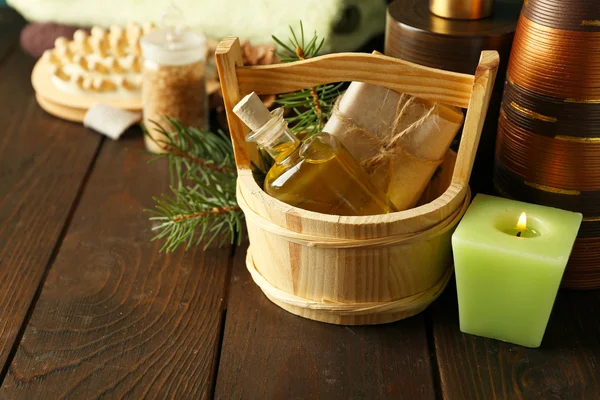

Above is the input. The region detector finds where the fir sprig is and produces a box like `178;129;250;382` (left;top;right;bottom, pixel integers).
145;118;235;186
148;183;243;251
144;119;242;251
273;22;344;137
147;23;342;252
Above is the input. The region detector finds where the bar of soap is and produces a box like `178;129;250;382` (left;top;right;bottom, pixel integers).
323;82;464;211
83;103;141;140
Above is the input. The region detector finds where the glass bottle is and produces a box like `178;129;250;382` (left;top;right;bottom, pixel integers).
234;92;393;216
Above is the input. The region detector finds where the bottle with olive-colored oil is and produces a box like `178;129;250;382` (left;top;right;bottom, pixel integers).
233;92;393;216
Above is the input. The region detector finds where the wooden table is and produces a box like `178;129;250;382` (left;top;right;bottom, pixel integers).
1;8;599;399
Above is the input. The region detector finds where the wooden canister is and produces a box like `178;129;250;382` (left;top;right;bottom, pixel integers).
385;0;521;194
494;0;600;289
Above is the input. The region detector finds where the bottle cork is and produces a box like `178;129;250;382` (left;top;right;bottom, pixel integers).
233;92;272;131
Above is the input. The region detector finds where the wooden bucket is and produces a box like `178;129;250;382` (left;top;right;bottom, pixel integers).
216;37;499;325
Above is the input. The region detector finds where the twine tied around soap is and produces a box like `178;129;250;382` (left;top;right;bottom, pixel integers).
331;91;445;174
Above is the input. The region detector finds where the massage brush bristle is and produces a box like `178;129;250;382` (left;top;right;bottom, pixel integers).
54;37;69;50
73;29;92;54
90;59;110;74
126;23;142;45
93;77;117;92
91;26;107;39
42;50;61;66
82;76;94;90
45;22;150;96
131;55;142;73
50;65;70;82
72;54;89;71
109;35;127;58
115;76;138;91
89;35;109;58
71;73;84;89
105;57;123;74
142;22;156;35
109;25;124;39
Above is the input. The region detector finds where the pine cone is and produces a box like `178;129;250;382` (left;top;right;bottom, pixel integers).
240;40;278;66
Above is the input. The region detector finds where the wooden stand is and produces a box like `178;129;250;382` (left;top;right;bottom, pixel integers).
216;36;499;325
35;94;87;123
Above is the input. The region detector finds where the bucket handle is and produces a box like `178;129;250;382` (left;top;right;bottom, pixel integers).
450;51;499;192
216;37;499;192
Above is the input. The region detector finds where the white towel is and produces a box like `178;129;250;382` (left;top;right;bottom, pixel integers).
8;0;386;52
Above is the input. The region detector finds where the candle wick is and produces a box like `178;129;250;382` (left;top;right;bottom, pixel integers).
516;231;522;237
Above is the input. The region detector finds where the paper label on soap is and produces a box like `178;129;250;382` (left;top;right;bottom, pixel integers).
83;103;142;140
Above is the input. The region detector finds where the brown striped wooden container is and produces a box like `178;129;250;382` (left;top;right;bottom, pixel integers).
494;0;600;290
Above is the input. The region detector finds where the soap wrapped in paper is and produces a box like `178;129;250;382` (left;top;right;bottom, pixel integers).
323;82;464;211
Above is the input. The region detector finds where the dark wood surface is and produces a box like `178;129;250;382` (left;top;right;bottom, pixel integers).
0;9;102;375
215;246;436;400
0;7;23;61
433;283;600;400
0;6;599;400
0;136;232;399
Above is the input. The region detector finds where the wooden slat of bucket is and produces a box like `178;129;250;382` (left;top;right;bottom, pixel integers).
214;245;437;399
236;53;475;109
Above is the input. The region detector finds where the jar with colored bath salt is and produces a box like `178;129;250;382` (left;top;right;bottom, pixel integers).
140;18;207;153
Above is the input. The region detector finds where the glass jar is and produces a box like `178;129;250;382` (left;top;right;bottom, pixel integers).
140;26;207;153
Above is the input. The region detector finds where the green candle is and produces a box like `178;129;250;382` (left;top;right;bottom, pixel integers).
452;194;582;348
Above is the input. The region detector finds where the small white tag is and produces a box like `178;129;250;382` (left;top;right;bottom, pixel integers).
83;104;142;140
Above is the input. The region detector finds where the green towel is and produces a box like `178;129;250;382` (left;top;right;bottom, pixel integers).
7;0;385;52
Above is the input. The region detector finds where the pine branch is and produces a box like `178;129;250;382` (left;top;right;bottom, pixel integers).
166;146;233;174
171;206;241;222
146;22;341;252
145;118;236;183
148;183;243;251
144;119;242;251
273;22;343;137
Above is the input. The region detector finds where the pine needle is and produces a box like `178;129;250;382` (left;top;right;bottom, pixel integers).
273;22;344;137
144;119;243;251
146;22;341;252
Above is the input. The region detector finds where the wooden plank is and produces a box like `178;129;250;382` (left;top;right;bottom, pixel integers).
0;48;102;373
214;244;436;399
432;284;600;399
0;8;25;63
0;135;233;398
236;51;474;108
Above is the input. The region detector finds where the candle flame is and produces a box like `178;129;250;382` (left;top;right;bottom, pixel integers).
516;212;527;231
